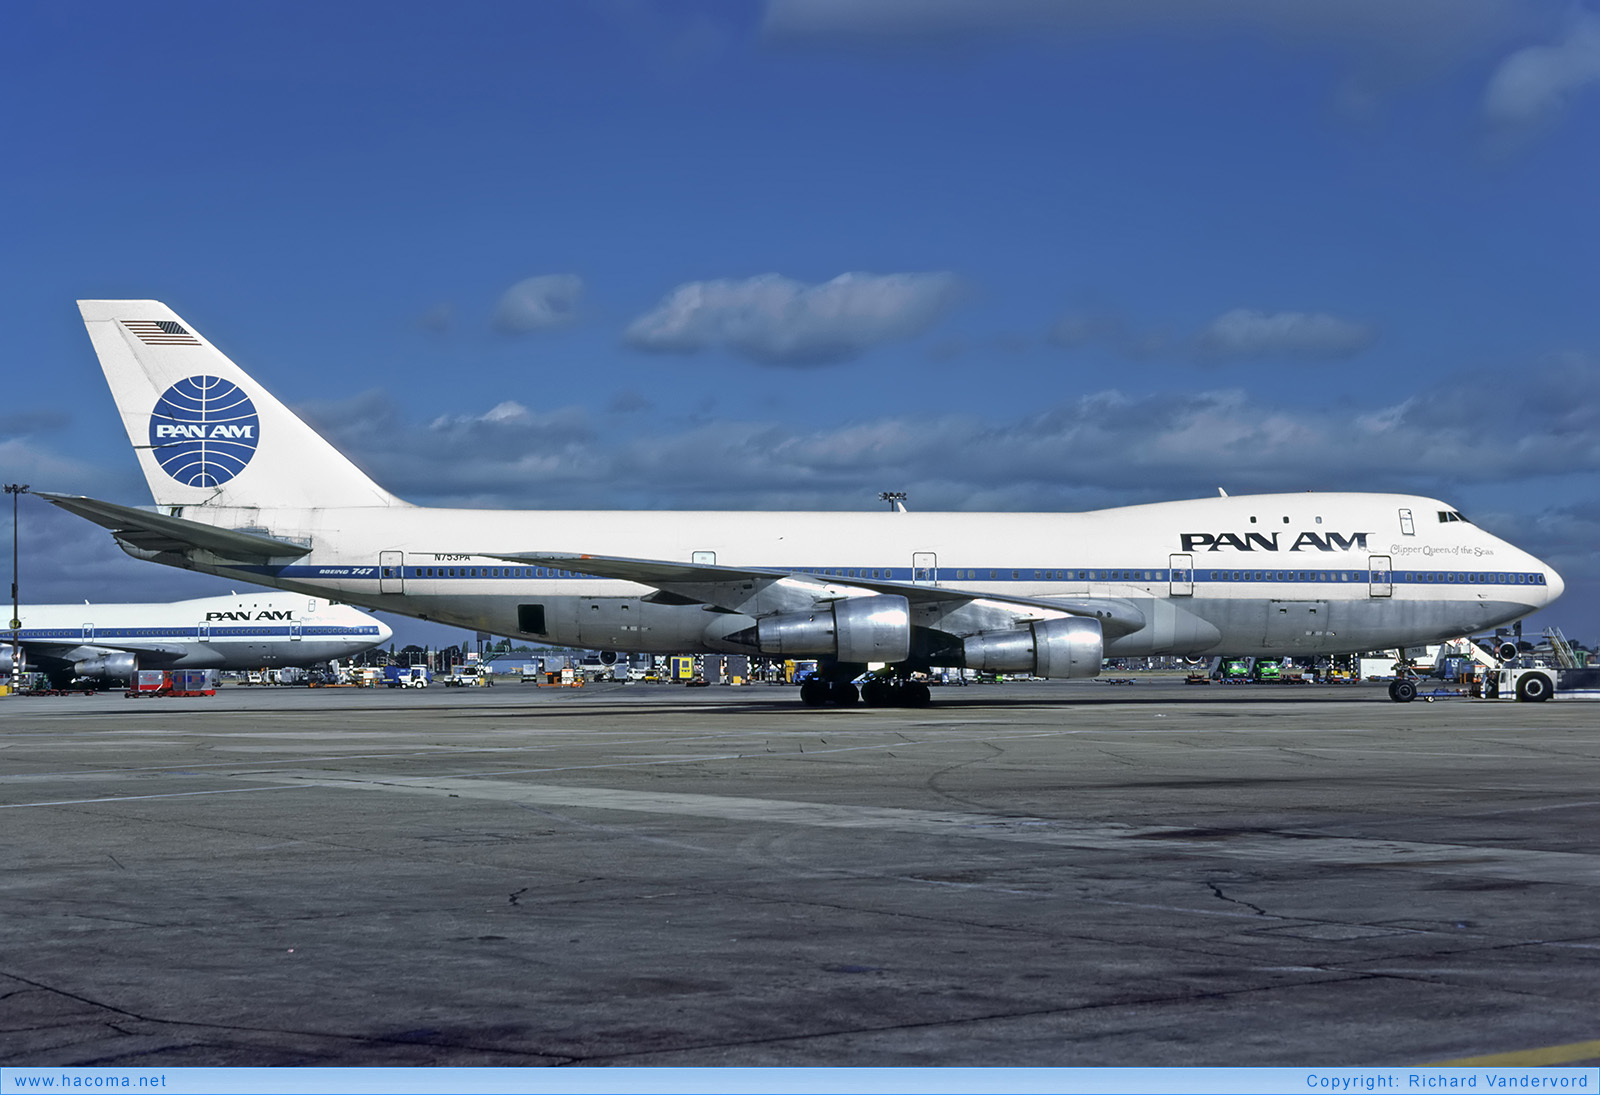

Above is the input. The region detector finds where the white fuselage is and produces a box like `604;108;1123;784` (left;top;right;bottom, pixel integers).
139;492;1561;660
9;593;391;678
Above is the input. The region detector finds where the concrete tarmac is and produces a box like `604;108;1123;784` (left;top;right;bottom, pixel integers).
2;678;1597;1067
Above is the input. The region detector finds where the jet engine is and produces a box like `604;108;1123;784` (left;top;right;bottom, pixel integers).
73;652;138;681
963;616;1103;678
755;595;911;663
0;647;27;675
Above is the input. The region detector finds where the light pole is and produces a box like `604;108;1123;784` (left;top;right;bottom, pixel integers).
6;483;28;696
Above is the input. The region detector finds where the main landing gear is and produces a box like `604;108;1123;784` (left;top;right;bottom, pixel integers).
799;676;931;708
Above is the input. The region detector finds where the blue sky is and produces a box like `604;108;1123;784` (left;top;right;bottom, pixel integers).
4;0;1598;649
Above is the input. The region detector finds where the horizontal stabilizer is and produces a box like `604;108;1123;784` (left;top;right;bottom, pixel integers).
39;493;311;560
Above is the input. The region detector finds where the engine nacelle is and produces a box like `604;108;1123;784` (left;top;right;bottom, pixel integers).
756;595;911;663
0;647;27;675
73;652;138;681
963;617;1103;678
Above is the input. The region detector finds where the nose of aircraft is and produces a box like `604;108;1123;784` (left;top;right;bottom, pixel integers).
1542;562;1565;604
374;617;394;644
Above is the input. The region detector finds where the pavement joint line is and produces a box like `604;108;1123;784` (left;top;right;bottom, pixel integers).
0;785;313;809
1426;1037;1600;1066
245;771;1600;885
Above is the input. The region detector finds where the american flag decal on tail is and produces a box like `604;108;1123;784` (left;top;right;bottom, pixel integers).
123;319;201;345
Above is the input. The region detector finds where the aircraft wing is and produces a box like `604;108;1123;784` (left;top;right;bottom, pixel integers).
38;493;312;560
486;551;1145;635
20;639;191;661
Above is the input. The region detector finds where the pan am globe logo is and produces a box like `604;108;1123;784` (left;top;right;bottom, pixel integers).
148;375;261;487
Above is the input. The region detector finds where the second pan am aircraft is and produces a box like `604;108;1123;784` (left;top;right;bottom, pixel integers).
44;300;1564;706
3;592;391;688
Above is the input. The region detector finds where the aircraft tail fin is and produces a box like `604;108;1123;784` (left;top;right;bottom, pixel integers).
77;300;403;510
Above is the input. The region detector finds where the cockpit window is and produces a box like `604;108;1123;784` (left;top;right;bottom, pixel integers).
1436;510;1472;524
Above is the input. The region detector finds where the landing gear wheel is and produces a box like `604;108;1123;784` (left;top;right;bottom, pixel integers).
799;680;828;707
829;681;860;706
860;680;891;707
1517;672;1553;703
903;681;931;707
1388;679;1417;703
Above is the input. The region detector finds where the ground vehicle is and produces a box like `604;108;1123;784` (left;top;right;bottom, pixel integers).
1493;666;1600;702
443;665;488;686
383;665;431;688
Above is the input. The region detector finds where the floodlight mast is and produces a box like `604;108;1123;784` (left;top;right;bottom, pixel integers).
6;483;28;696
879;491;908;513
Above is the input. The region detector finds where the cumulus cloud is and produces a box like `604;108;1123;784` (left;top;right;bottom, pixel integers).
1194;308;1377;362
1483;12;1600;130
493;274;584;333
623;271;965;365
288;352;1600;511
430;401;535;429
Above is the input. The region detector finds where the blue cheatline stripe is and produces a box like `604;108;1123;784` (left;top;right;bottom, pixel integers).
12;626;382;642
241;563;1549;588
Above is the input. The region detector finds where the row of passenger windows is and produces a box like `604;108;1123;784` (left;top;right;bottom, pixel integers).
410;566;584;579
17;626;381;639
400;568;1545;585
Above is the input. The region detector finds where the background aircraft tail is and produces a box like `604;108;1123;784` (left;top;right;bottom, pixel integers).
78;300;403;510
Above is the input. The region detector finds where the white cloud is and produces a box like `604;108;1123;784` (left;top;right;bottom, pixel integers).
1483;12;1600;129
623;271;965;365
293;352;1600;510
493;274;584;333
429;401;534;429
1194;308;1377;362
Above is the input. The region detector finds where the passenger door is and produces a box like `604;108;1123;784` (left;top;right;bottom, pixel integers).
379;550;405;594
1169;554;1194;597
1368;555;1393;598
912;552;938;584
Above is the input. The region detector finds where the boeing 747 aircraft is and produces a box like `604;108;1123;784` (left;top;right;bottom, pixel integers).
3;591;391;688
43;300;1563;705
